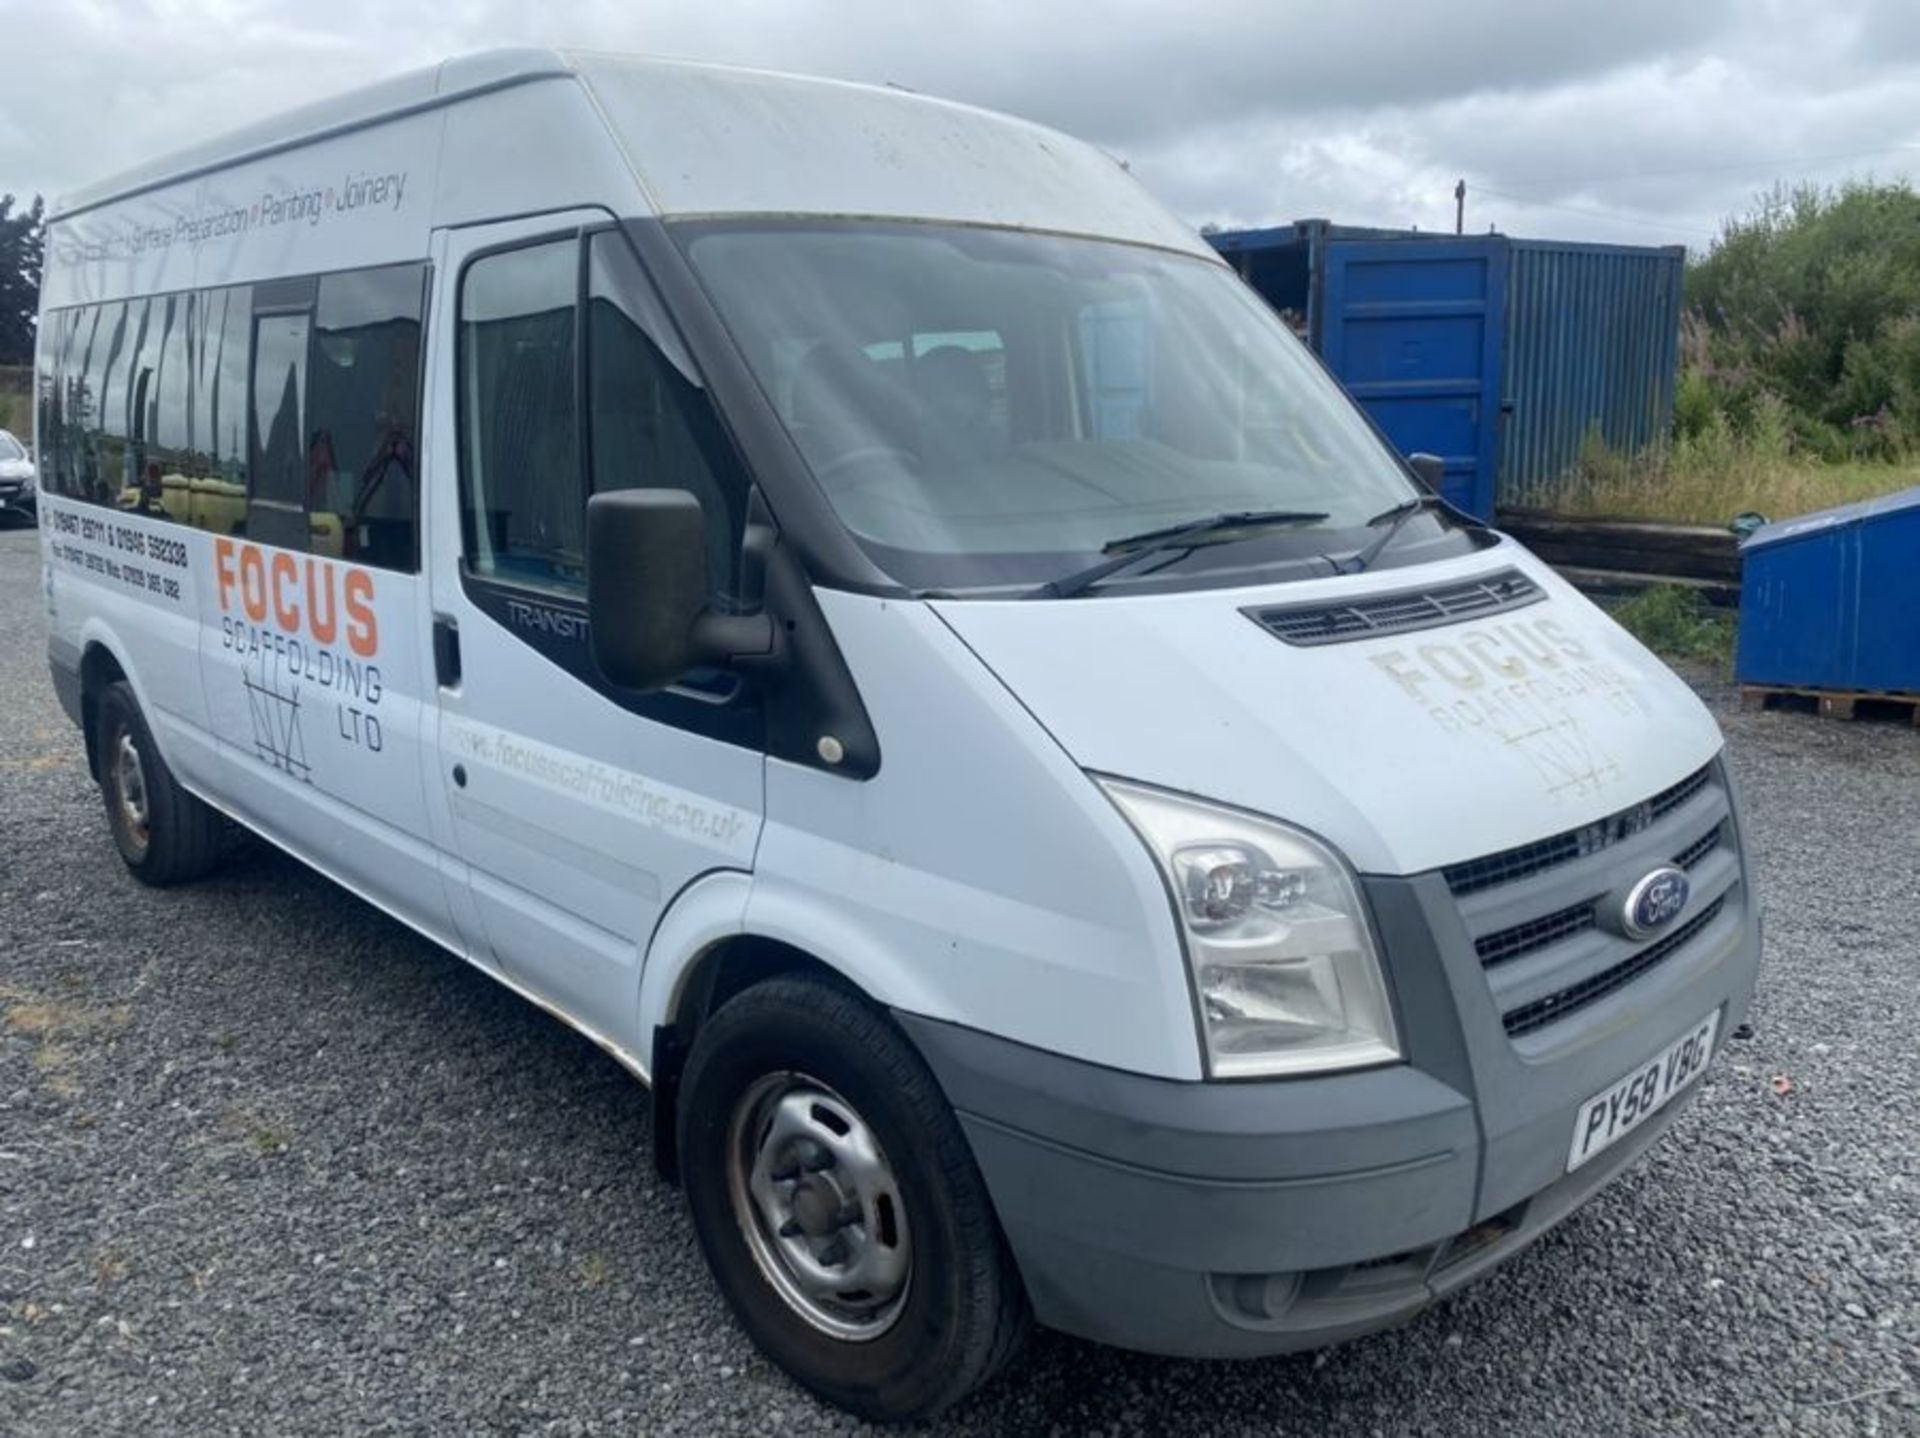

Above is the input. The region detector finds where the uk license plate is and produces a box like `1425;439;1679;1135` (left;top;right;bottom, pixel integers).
1566;1010;1719;1172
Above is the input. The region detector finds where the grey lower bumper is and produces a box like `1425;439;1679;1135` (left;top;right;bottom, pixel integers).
899;1013;1480;1357
898;913;1758;1359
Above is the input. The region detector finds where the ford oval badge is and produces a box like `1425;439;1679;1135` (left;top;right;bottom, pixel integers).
1623;867;1690;940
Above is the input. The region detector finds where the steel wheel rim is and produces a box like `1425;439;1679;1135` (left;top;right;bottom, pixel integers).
725;1071;912;1342
113;730;150;850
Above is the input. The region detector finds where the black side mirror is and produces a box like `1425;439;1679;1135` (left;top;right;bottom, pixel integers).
587;489;711;691
1407;452;1445;492
587;488;779;692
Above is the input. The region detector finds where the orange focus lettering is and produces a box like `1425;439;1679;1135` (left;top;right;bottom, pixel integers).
270;552;301;631
306;558;338;645
344;570;378;657
214;538;239;613
238;545;268;623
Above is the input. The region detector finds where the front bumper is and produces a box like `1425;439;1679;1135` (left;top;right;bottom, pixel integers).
0;482;36;520
898;767;1762;1358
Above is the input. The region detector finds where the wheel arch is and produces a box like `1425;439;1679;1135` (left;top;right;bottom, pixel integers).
77;630;137;780
640;871;939;1184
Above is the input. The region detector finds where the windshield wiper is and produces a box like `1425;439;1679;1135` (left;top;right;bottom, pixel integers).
1026;509;1331;599
1343;492;1445;574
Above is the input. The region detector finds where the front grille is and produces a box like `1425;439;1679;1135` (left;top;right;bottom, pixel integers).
1445;763;1714;897
1443;760;1742;1041
1674;826;1722;871
1476;902;1595;966
1244;568;1542;647
1502;898;1728;1037
1469;814;1728;969
1650;766;1711;821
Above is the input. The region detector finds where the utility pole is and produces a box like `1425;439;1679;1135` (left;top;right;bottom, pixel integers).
1454;179;1466;235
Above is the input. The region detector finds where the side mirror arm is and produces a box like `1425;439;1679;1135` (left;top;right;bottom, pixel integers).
692;608;778;669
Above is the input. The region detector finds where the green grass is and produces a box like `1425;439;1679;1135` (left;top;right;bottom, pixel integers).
1558;451;1916;526
1607;585;1736;668
1551;421;1918;527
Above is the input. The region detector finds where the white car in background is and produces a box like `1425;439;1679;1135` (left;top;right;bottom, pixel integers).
0;429;35;525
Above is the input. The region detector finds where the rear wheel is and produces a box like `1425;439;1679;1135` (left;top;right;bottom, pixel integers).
96;681;226;885
677;974;1029;1421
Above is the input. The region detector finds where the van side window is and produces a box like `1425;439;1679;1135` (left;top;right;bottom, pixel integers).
43;308;85;498
40;267;421;553
195;286;255;526
586;230;746;598
308;264;427;571
459;239;582;591
248;311;313;551
145;294;193;502
63;307;101;499
82;301;129;505
35;311;69;496
103;300;147;506
122;296;171;517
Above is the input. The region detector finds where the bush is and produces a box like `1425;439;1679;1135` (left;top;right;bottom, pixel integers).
1607;585;1735;667
1672;362;1719;443
1684;181;1920;457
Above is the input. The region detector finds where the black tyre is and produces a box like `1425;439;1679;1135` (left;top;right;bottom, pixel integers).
96;680;226;886
677;974;1029;1421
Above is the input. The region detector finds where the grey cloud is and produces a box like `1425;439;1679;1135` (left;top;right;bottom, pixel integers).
633;0;1744;145
1;0;1916;252
1855;0;1920;59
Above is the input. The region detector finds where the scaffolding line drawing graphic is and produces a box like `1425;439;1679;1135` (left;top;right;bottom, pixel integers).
242;648;312;783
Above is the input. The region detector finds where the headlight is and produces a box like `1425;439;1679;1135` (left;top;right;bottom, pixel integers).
1098;777;1400;1078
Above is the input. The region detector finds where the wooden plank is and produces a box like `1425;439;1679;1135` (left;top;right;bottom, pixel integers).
1498;512;1743;583
1554;566;1740;607
1524;542;1742;581
1500;510;1741;555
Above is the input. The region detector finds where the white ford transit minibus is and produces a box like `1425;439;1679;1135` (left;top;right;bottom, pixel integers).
37;50;1761;1420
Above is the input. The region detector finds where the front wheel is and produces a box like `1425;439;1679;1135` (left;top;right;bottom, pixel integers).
677;974;1029;1421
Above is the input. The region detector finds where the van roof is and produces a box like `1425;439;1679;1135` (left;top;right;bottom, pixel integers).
55;48;1212;258
53;48;570;219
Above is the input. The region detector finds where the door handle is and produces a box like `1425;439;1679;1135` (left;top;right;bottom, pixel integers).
433;616;461;688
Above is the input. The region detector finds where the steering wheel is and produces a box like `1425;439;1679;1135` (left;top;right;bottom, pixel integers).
813;444;918;484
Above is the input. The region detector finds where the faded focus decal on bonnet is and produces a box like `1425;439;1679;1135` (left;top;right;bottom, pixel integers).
1368;614;1648;800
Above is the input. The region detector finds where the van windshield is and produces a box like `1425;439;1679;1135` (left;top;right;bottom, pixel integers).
0;432;24;462
681;222;1425;593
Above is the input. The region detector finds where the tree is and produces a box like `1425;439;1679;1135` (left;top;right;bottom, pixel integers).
0;193;46;367
1683;180;1920;456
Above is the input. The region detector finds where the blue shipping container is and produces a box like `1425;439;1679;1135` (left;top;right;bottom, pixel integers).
1735;486;1920;695
1208;220;1685;519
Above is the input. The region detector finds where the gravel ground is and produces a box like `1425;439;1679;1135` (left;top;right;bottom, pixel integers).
0;521;1915;1436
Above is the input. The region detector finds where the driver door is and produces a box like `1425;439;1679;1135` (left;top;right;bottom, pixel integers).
423;213;765;1054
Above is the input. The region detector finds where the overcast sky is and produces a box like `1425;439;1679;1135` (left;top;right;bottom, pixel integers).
5;0;1919;253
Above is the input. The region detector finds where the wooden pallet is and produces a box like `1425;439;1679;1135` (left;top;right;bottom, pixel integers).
1740;684;1920;726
